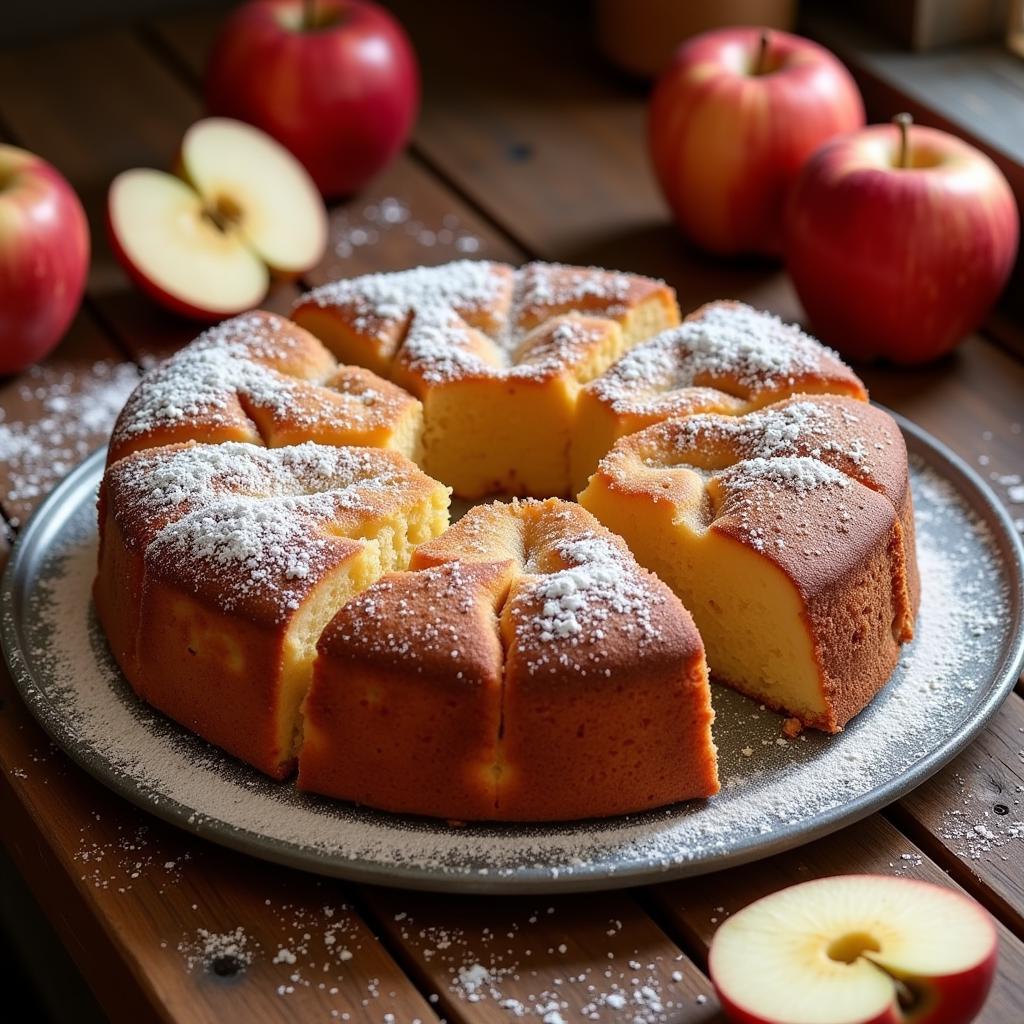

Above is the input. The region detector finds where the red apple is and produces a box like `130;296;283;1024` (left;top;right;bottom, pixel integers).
108;118;327;320
649;26;864;257
205;0;419;198
785;115;1019;364
0;146;89;375
710;875;998;1024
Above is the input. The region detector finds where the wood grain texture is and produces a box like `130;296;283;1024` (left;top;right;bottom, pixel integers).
649;815;1024;1024
892;693;1024;936
0;28;203;361
361;886;719;1022
0;681;439;1024
0;313;136;526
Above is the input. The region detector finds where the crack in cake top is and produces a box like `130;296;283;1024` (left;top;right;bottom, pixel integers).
295;260;673;384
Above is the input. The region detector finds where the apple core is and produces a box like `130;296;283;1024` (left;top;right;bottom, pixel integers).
825;931;882;964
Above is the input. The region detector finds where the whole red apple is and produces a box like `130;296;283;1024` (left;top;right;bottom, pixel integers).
649;27;864;257
786;115;1019;364
205;0;419;198
0;146;89;376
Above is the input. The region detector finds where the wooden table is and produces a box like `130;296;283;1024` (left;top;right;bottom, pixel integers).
1;4;1023;1021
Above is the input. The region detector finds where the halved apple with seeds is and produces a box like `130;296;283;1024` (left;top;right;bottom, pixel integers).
108;117;326;320
709;875;997;1024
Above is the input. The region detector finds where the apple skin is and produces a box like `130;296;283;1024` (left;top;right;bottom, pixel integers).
205;0;419;198
715;957;998;1024
785;123;1019;364
0;145;89;375
649;27;864;257
710;875;999;1024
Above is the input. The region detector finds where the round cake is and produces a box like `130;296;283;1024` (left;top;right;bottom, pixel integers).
95;259;918;821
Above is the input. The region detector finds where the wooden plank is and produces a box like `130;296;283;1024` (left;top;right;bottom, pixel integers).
0;666;439;1024
0;29;198;298
390;0;677;266
648;814;1024;1024
145;8;226;81
0;313;138;527
891;692;1024;937
361;887;717;1022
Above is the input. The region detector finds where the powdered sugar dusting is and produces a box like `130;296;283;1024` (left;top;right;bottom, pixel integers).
8;446;1016;888
0;359;139;525
298;260;664;385
108;442;420;619
112;313;410;451
303;260;507;339
514;533;663;671
591;302;856;414
660;399;871;467
719;455;850;494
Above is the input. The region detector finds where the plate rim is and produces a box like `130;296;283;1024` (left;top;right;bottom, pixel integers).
3;411;1023;894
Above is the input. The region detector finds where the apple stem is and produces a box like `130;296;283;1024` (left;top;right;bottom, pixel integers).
894;112;913;169
303;0;316;31
755;29;770;75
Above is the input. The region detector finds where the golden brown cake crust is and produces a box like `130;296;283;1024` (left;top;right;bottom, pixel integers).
301;561;513;819
107;310;421;467
102;441;440;627
570;301;869;493
587;301;867;419
301;499;718;820
582;395;919;733
293;260;677;390
95;440;450;778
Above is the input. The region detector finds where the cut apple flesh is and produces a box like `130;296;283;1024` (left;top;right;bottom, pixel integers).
109;168;268;318
709;875;997;1024
181;117;327;276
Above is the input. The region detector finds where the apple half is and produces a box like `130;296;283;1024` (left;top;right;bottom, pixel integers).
108;117;327;320
709;875;998;1024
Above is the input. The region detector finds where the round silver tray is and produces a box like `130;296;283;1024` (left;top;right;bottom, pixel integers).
2;414;1023;893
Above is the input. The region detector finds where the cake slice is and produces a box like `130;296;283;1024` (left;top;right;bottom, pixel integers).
95;442;450;777
571;301;867;493
300;498;718;820
293;261;680;498
107;310;424;467
579;395;918;732
299;560;514;819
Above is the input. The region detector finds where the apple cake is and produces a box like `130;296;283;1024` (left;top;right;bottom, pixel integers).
95;259;918;821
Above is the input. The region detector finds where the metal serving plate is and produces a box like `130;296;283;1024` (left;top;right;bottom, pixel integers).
3;414;1023;894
